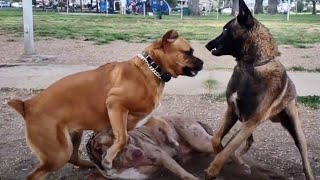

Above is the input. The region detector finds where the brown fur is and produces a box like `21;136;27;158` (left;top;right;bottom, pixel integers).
7;30;203;180
204;1;314;179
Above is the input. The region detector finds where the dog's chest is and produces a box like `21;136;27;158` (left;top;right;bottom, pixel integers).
134;103;161;128
134;85;164;128
229;92;240;117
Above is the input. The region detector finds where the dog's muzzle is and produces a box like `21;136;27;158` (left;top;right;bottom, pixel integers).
183;58;203;77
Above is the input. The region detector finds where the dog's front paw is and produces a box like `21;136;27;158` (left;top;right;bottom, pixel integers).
101;158;113;169
204;170;217;180
204;172;216;180
169;137;179;147
241;163;251;175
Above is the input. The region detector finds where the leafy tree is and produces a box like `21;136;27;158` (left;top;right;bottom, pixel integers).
231;0;238;16
188;0;200;16
311;0;316;14
305;0;317;14
255;0;264;13
297;0;304;12
267;0;278;14
166;0;177;7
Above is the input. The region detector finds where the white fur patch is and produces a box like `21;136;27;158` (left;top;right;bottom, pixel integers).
230;92;240;117
105;168;149;180
135;103;161;128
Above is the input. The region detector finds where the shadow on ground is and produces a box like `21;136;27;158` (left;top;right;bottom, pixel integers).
153;156;285;180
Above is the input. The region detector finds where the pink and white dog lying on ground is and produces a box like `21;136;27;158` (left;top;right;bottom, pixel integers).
85;115;214;180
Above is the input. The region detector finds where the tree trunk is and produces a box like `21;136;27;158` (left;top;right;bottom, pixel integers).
312;0;316;14
188;0;200;16
267;0;278;14
254;0;263;14
231;0;238;16
80;0;83;12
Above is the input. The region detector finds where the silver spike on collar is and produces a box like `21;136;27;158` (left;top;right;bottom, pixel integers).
137;51;172;82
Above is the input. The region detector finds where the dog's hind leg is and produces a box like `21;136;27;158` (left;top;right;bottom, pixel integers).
211;106;238;155
26;124;73;180
176;121;213;153
69;131;94;167
278;100;314;180
145;117;179;147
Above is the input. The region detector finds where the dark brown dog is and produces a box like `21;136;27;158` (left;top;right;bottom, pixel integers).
204;0;314;180
85;115;213;180
7;30;203;180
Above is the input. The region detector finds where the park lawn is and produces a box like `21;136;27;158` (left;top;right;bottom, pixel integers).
0;9;320;46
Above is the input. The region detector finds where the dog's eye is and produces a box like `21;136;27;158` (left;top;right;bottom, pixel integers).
185;49;194;56
223;28;228;32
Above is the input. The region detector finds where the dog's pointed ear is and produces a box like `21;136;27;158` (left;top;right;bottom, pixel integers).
162;29;179;43
237;0;254;28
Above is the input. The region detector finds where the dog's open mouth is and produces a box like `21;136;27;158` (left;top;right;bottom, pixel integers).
210;47;217;54
183;67;199;77
210;46;222;56
190;70;198;76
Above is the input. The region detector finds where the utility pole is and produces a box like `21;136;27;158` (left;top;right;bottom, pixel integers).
216;0;219;20
67;0;69;14
143;0;146;17
22;0;35;56
287;0;291;21
180;4;182;20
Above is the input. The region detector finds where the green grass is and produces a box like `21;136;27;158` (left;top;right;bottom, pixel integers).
287;66;320;72
202;79;218;94
0;9;320;45
297;96;320;109
287;66;306;71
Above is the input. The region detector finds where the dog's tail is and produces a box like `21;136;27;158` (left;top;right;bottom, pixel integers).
197;121;213;136
7;99;25;118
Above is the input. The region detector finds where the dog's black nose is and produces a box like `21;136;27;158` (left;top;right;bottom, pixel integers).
196;59;204;71
205;43;210;50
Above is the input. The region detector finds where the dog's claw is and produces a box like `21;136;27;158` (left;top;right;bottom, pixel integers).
242;163;251;175
101;159;113;169
204;171;216;180
170;137;179;147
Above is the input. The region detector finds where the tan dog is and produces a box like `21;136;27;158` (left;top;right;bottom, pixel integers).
7;30;203;180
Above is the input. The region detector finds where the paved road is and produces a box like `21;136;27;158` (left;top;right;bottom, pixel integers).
0;64;319;96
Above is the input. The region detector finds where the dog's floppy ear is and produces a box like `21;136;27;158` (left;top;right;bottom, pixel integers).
162;29;179;43
237;0;254;28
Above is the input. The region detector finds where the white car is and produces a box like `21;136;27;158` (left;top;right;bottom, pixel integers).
11;2;22;8
221;7;232;14
0;1;10;7
277;3;295;13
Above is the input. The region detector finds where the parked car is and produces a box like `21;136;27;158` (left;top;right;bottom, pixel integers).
221;7;232;14
11;2;22;8
0;1;10;7
277;2;295;13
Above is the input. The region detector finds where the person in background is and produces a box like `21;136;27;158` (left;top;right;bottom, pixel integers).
120;0;127;14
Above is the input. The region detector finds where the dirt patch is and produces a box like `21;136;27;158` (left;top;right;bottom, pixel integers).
0;88;319;179
1;34;320;70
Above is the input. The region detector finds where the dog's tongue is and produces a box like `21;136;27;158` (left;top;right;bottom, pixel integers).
191;70;198;76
